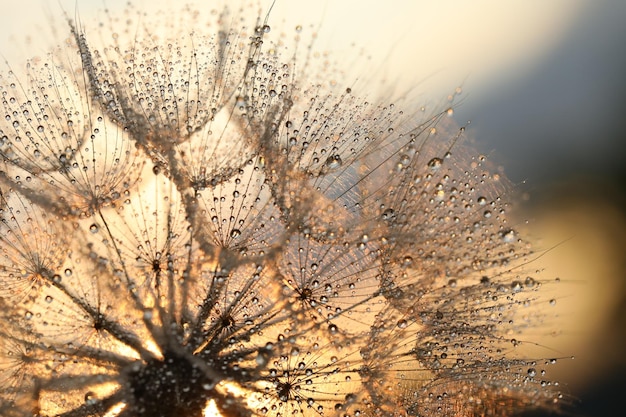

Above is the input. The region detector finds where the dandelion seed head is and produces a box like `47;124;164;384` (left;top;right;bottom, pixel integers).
0;2;568;417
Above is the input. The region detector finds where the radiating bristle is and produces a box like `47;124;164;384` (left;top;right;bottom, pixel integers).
0;3;566;417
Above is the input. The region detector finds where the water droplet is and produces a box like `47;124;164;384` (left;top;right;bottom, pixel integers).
89;224;98;233
381;208;395;221
324;155;342;170
84;392;96;405
397;319;408;329
501;229;516;243
511;281;522;293
256;353;268;366
230;229;242;239
427;157;443;170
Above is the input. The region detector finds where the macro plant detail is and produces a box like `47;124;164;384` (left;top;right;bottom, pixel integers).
0;2;564;417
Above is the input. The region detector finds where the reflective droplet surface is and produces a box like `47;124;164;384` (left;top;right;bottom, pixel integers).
324;155;343;170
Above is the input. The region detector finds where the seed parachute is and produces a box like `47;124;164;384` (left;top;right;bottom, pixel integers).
0;2;565;416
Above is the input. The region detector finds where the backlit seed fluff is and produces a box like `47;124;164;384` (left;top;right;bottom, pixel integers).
0;3;565;417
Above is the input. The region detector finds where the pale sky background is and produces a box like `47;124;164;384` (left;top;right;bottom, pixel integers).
1;0;621;183
1;1;625;416
0;0;590;103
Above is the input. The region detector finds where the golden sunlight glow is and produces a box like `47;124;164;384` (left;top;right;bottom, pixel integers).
202;382;262;416
145;337;163;359
526;197;626;393
103;403;126;417
204;400;222;417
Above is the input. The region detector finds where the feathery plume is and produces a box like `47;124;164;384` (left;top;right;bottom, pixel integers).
0;2;565;416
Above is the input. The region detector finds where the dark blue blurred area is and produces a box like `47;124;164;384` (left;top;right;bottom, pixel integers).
456;0;626;188
454;1;626;416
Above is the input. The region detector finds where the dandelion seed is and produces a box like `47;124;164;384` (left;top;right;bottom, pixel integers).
0;2;567;417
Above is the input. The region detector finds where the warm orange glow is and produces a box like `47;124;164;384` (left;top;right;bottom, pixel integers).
103;403;126;417
526;196;626;392
204;400;221;417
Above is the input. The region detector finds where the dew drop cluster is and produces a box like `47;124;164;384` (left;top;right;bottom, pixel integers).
0;4;564;417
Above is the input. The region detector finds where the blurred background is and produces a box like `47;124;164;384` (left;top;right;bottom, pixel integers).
1;1;624;415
